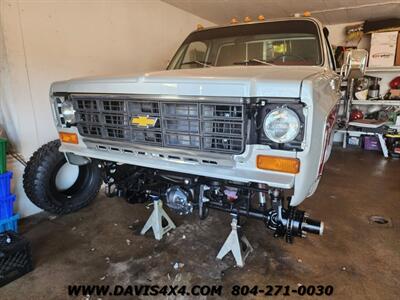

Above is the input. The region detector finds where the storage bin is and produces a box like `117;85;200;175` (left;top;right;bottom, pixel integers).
0;214;19;233
364;136;381;151
0;194;16;220
0;230;33;287
0;171;12;198
0;138;6;174
347;135;362;148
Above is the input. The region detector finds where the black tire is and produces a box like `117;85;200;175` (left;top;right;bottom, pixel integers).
23;140;102;214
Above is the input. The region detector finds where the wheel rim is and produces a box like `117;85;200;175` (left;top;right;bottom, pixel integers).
47;157;97;205
55;163;79;191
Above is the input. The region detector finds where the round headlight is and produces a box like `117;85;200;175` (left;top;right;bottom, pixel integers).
60;100;76;124
263;107;300;143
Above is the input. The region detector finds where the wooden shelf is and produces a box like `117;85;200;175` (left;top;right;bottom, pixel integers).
388;124;400;130
335;129;382;136
365;67;400;73
351;100;400;106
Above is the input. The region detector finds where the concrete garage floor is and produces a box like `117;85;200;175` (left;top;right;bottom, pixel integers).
1;147;399;299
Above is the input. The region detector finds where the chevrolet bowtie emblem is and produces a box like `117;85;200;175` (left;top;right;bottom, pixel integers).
131;115;158;128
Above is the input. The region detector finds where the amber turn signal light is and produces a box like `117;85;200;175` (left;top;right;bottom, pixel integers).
257;155;300;174
59;132;78;144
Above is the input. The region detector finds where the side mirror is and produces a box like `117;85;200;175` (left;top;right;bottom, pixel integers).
340;49;368;79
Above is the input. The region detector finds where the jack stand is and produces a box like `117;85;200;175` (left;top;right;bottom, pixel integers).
140;195;176;240
216;214;253;267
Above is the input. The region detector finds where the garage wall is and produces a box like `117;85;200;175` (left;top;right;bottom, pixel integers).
326;22;370;49
0;0;214;157
0;0;214;217
326;22;395;93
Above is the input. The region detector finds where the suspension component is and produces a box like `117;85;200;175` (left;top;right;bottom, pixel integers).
202;186;323;243
258;183;267;208
100;163;324;243
165;186;193;215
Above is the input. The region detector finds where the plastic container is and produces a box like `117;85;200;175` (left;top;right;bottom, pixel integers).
364;136;381;151
0;194;16;220
0;138;7;174
0;171;12;198
0;214;19;233
0;230;33;287
385;133;400;158
347;135;362;148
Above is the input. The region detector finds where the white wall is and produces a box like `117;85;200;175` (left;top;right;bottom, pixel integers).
0;0;214;217
326;22;370;49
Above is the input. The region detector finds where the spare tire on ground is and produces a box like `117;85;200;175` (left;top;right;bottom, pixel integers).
23;140;102;214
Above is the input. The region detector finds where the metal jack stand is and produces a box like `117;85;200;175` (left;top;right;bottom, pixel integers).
141;195;176;240
217;214;253;267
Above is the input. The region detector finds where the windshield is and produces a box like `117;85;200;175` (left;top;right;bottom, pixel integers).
168;19;323;69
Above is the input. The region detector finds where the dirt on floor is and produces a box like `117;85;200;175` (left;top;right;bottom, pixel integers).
0;147;399;299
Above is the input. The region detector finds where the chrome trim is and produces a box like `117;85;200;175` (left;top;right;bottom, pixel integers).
83;138;235;168
82;137;233;162
70;93;245;103
51;96;65;127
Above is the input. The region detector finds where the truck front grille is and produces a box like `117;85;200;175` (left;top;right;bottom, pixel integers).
72;95;245;154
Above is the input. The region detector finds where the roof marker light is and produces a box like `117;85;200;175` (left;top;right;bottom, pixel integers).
196;24;204;30
303;11;311;17
257;15;265;21
230;17;239;24
244;16;252;23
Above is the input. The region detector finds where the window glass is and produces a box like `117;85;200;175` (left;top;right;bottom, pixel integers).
180;41;208;69
168;20;323;69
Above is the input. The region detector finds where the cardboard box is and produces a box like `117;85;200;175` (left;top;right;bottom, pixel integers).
369;31;398;67
396;32;400;66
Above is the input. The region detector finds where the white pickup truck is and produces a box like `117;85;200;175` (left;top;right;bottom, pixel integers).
24;17;342;243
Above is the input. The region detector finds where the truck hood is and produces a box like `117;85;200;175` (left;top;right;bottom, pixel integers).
51;66;325;98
